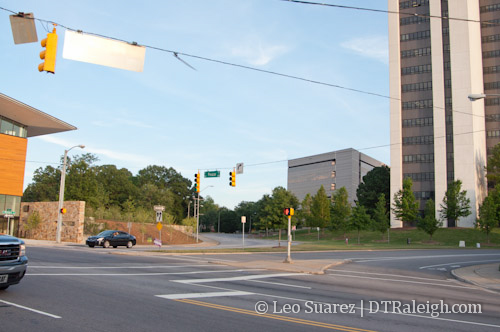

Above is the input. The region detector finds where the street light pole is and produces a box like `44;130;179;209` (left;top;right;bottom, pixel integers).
196;185;213;243
56;144;84;243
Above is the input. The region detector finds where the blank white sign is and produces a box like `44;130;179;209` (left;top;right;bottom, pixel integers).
63;30;145;72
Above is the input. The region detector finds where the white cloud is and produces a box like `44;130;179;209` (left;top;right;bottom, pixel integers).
91;118;152;129
340;36;388;64
230;36;289;66
37;136;153;164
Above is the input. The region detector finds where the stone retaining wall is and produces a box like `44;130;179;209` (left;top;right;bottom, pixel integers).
19;201;85;243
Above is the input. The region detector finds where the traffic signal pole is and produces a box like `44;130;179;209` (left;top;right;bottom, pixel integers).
196;191;200;243
284;215;292;263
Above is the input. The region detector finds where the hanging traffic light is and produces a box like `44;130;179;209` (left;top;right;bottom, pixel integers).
194;172;200;193
60;207;67;214
38;27;58;73
229;170;236;187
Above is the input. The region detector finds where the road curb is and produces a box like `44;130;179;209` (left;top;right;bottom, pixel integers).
451;264;500;293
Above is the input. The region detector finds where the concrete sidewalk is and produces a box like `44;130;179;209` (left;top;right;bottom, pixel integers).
452;263;500;292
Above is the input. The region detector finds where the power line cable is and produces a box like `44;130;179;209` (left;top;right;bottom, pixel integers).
280;0;499;26
0;6;394;100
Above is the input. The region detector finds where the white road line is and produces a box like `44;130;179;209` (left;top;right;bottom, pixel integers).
353;253;500;263
145;255;236;263
419;259;500;269
173;273;307;284
327;273;479;290
249;279;312;289
156;291;254;300
28;264;214;269
327;269;453;282
27;269;264;276
0;299;61;319
183;283;500;329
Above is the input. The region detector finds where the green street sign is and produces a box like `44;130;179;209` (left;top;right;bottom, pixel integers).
2;210;15;215
204;170;220;178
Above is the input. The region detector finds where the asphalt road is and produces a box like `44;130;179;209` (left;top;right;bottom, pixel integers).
1;246;499;332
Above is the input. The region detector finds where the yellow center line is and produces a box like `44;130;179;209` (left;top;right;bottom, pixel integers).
175;299;377;332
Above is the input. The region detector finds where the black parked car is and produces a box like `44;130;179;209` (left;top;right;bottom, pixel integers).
0;234;28;290
86;230;136;248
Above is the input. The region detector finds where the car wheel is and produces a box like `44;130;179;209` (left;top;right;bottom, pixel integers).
0;285;9;291
88;244;95;248
126;241;133;248
113;246;117;248
103;240;110;248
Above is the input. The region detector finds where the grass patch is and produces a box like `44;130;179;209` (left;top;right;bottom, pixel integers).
147;228;500;253
276;227;500;250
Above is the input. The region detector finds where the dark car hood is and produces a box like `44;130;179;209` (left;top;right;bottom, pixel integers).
0;235;24;245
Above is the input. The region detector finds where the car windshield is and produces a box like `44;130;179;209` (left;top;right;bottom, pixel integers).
96;230;115;237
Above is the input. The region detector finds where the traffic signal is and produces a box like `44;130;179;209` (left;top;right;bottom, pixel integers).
194;172;200;193
229;170;236;187
60;208;67;214
38;27;58;73
283;208;294;216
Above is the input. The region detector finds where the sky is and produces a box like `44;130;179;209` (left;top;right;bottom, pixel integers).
0;0;390;209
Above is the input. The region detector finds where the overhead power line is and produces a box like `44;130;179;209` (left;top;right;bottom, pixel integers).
280;0;499;26
0;6;394;100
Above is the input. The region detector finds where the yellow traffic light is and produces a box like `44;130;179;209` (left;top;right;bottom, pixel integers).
229;170;236;187
38;27;58;73
60;208;67;214
194;172;200;193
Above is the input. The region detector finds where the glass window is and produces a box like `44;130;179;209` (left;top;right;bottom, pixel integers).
18;126;27;138
12;124;22;137
4;195;21;217
0;119;13;135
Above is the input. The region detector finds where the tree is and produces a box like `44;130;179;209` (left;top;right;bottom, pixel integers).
486;143;500;187
22;165;60;202
331;187;351;237
65;154;109;208
372;194;390;239
133;165;192;221
234;201;258;233
217;208;239;233
392;177;419;226
25;210;42;237
476;195;498;243
311;186;330;230
299;193;313;231
201;196;221;232
418;199;442;240
259;187;299;245
95;165;138;208
439;180;471;226
350;203;371;244
356;165;390;218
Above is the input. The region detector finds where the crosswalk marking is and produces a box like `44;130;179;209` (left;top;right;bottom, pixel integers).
156;291;254;300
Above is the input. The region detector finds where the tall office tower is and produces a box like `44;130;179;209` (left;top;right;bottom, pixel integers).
389;0;500;227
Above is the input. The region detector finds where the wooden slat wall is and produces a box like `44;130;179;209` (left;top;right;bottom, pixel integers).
0;134;27;196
